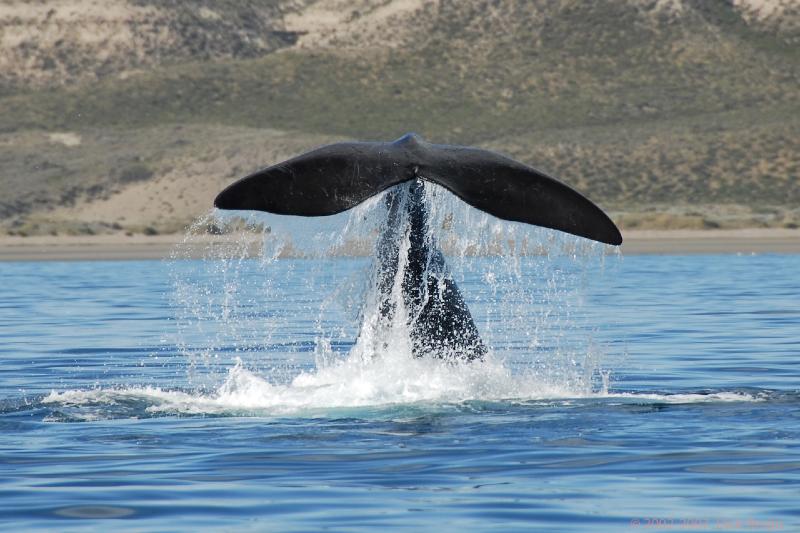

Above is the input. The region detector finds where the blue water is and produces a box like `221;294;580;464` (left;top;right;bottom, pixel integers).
1;253;799;531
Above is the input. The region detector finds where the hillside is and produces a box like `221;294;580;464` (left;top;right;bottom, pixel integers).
1;0;798;236
0;0;308;90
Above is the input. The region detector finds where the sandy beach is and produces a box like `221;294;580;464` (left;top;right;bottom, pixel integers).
1;228;798;261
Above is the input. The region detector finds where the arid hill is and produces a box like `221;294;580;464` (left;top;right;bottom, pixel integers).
1;0;798;235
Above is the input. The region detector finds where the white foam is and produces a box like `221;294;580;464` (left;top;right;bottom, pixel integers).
600;390;764;403
42;356;763;419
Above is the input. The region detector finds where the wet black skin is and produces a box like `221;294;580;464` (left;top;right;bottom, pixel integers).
214;133;622;246
376;179;487;361
214;133;622;361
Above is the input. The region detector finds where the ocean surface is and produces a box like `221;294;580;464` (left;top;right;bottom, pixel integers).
1;240;799;530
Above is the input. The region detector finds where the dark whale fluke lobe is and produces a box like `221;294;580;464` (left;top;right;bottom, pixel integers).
214;133;622;246
214;133;621;362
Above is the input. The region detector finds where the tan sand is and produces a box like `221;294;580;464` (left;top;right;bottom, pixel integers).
0;234;194;261
620;228;800;255
1;229;798;262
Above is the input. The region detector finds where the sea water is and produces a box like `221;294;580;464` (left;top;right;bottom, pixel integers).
1;192;798;530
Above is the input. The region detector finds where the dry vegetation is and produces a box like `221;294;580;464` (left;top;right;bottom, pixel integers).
0;0;798;236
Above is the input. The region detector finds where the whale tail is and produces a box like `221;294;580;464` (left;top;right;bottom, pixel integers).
214;133;622;246
214;134;621;362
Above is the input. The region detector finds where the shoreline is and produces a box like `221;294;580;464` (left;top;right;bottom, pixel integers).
0;229;798;261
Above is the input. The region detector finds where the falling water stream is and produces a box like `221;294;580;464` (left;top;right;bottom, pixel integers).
138;181;615;413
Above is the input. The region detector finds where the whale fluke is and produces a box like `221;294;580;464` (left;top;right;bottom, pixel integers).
214;133;621;362
214;133;622;246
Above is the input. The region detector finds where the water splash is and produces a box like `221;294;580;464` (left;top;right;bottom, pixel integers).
159;181;617;407
41;356;766;421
